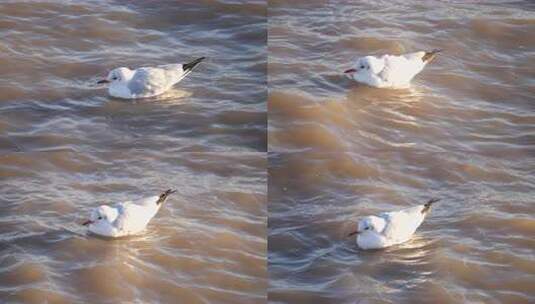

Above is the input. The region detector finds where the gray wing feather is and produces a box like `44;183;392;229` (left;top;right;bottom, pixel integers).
128;70;150;95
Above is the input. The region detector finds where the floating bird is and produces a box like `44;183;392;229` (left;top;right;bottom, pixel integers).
344;50;441;88
82;189;176;237
97;57;205;99
348;198;440;249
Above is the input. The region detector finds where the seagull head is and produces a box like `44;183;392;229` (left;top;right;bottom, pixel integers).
344;56;385;81
97;67;133;85
357;215;386;234
82;205;118;226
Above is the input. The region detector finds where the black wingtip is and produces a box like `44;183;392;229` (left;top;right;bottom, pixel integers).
422;49;442;63
156;189;177;205
182;57;205;72
422;198;441;214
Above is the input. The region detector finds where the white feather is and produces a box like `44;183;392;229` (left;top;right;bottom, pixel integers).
346;51;434;88
354;203;432;250
85;194;165;238
102;58;204;99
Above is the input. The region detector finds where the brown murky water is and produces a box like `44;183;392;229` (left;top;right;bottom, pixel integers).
0;151;266;303
1;1;267;303
0;0;267;152
268;1;535;304
2;0;535;303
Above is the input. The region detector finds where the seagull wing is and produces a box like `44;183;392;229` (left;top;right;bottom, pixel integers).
113;201;156;234
158;64;188;83
158;57;205;85
127;68;171;97
379;206;425;242
127;58;204;97
378;54;425;85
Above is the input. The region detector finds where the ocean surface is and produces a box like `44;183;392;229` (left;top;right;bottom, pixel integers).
268;1;535;303
2;0;535;303
0;151;267;303
0;0;267;152
0;1;267;303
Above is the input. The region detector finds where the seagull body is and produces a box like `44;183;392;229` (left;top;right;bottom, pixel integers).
82;190;176;238
344;50;441;88
98;57;205;99
349;198;440;250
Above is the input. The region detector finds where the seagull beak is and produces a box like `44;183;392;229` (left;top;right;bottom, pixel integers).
97;79;110;84
344;68;357;74
347;230;360;237
82;220;93;226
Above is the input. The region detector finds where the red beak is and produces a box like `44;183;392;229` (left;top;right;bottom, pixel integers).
82;220;93;226
344;68;357;74
347;230;360;237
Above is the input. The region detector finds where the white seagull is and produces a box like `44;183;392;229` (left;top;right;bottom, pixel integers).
348;198;440;250
344;50;441;88
82;189;176;238
97;57;205;99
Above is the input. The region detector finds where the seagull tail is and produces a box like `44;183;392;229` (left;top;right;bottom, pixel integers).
422;198;441;214
182;57;206;72
156;189;177;205
422;49;442;63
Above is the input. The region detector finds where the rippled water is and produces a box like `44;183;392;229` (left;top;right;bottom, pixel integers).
1;1;267;303
268;1;535;303
1;152;267;303
2;0;535;303
0;0;267;152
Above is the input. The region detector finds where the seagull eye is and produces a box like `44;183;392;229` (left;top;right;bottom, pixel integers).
98;216;102;220
365;227;370;230
112;77;118;80
360;65;365;69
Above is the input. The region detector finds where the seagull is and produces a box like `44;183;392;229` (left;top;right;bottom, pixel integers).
82;189;176;238
348;198;440;250
97;57;205;99
344;50;441;88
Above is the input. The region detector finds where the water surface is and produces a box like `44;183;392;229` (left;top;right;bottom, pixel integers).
1;151;267;303
0;0;267;152
268;1;535;303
